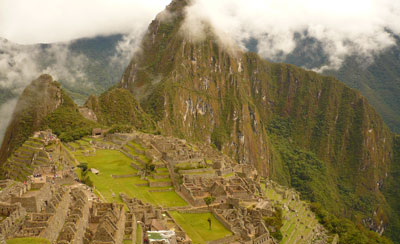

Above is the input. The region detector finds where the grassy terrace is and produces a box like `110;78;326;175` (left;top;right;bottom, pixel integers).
169;212;232;244
6;238;50;244
136;224;143;244
74;149;187;207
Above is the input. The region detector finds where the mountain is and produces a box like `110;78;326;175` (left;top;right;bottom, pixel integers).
81;0;399;241
0;34;126;106
2;28;400;136
0;74;99;163
0;75;63;163
1;0;399;242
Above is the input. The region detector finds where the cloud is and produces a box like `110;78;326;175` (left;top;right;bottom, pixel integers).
0;98;17;145
183;0;400;70
0;38;90;94
0;0;170;44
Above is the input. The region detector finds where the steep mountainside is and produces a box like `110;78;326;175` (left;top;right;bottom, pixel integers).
0;74;99;164
0;75;62;163
281;36;400;133
93;0;398;241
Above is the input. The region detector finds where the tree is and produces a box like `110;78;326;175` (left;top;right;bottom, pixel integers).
77;162;88;172
204;196;216;209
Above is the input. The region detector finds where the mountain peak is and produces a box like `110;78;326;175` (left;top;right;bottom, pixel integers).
0;74;62;163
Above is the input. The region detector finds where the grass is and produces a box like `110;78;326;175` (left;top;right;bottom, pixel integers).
6;238;50;244
169;212;232;244
129;141;145;151
136;224;142;244
223;172;235;178
74;149;187;207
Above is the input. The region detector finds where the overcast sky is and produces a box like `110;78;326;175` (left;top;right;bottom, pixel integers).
1;0;399;69
0;0;170;44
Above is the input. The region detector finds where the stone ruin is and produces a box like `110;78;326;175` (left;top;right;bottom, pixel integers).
179;175;262;206
2;130;75;181
83;202;126;244
212;198;277;244
57;188;90;244
121;194;192;244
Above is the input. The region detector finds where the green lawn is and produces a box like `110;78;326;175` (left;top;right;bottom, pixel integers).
169;212;232;244
74;149;187;207
136;224;142;244
6;238;50;244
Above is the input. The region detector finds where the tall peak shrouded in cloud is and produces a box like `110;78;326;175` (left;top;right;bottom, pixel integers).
110;0;400;241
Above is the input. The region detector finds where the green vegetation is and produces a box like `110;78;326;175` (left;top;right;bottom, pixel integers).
266;117;393;243
85;88;156;133
6;237;50;244
74;149;186;207
41;90;98;142
310;203;393;244
0;75;62;163
169;212;232;244
263;206;283;241
267;117;340;213
136;224;143;244
382;134;400;242
203;196;216;209
77;162;93;187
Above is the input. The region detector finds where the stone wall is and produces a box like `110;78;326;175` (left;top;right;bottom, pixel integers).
206;235;237;244
112;174;137;179
39;188;71;242
211;209;234;234
0;203;26;238
11;183;52;212
56;189;90;244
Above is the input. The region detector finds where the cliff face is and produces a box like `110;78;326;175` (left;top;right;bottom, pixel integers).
0;74;62;164
114;0;398;235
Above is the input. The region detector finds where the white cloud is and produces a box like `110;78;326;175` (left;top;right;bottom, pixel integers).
0;38;90;93
183;0;400;70
0;98;17;145
0;0;170;44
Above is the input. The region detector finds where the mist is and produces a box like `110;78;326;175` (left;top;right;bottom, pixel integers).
0;0;169;44
183;0;400;71
0;98;17;144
